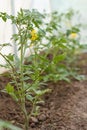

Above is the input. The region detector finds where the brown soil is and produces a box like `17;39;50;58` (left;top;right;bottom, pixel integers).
0;53;87;130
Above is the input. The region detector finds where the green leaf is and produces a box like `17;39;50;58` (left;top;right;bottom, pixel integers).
4;83;18;101
75;75;85;81
26;94;34;102
12;34;19;41
6;54;14;61
0;12;9;22
54;53;66;63
5;83;14;93
23;76;30;81
0;64;8;68
0;43;11;47
0;120;22;130
35;89;51;96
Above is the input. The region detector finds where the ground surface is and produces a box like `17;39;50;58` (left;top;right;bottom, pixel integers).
0;53;87;130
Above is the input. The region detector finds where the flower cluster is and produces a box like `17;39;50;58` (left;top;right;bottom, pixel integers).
30;29;38;41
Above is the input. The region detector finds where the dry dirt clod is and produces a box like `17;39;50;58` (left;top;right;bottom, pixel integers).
38;114;47;121
30;122;36;128
30;116;38;123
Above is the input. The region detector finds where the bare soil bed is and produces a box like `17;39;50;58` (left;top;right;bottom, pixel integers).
0;53;87;130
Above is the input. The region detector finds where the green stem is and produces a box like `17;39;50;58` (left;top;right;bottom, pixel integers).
20;38;29;130
0;52;14;70
21;104;29;130
28;97;37;123
20;43;24;88
20;40;25;101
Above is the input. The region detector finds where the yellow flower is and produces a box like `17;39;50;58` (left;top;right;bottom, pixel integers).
69;33;78;39
30;29;38;41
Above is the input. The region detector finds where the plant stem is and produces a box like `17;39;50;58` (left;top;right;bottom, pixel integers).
0;52;14;70
20;36;29;130
25;115;29;130
21;104;29;130
28;98;37;124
